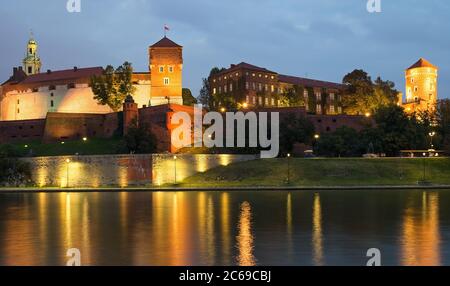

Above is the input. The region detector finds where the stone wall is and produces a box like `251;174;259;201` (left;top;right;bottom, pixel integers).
22;153;258;188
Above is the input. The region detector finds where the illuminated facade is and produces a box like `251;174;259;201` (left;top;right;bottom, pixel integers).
208;62;344;115
0;35;183;121
402;58;438;114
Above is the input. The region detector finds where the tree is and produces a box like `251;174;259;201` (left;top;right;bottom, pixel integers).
279;85;305;107
91;62;136;112
279;113;315;153
122;119;157;154
182;88;197;106
198;67;227;110
317;126;361;157
341;69;399;115
436;99;450;151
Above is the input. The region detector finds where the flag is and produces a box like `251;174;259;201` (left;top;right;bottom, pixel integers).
164;25;170;31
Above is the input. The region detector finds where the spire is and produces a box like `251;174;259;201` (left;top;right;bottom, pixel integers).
22;32;42;75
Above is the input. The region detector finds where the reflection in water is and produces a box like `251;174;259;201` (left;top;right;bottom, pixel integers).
221;193;231;265
286;193;293;260
401;192;441;266
312;193;323;266
1;190;450;266
236;201;256;266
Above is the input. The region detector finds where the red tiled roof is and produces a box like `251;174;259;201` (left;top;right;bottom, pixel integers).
407;58;438;70
21;67;103;84
278;74;344;90
150;37;182;48
215;62;277;76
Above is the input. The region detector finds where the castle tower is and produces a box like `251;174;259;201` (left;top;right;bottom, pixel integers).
123;95;138;135
149;37;183;106
403;58;438;114
22;34;42;75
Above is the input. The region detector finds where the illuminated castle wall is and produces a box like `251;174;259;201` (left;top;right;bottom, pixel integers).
402;58;438;114
0;36;183;121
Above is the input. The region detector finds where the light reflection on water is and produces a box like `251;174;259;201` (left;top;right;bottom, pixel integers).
0;190;449;266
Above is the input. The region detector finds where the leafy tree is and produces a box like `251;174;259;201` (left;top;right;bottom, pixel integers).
317;127;361;157
122;119;157;154
91;62;136;112
436;99;450;151
279;85;305;107
279;113;315;153
341;69;399;115
182;88;197;106
198;78;212;109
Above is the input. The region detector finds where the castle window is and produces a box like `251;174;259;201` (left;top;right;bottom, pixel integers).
316;104;322;114
68;83;75;89
32;88;39;92
246;95;249;103
414;86;418;92
17;99;20;105
330;93;335;101
29;48;32;54
28;67;32;74
163;77;170;85
315;92;321;101
271;85;275;93
411;78;414;83
258;83;262;92
272;98;275;105
330;105;335;114
49;85;56;91
50;93;54;97
252;82;256;90
265;98;268;105
169;66;174;73
224;85;227;93
229;83;233;92
219;86;222;93
245;82;249;90
159;66;164;73
213;88;217;95
50;100;54;107
17;108;20;114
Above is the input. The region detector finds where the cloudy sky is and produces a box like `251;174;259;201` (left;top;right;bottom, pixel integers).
1;0;449;98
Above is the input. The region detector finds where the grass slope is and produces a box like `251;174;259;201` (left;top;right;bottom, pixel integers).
180;158;450;187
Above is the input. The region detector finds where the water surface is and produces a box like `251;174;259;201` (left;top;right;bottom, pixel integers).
0;190;449;266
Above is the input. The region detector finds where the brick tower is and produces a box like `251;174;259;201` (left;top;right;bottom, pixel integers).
403;58;438;114
123;95;138;135
149;37;183;106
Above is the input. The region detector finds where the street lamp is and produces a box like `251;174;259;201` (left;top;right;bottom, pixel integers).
65;158;71;188
287;153;291;184
220;107;226;113
173;155;177;184
242;102;248;109
313;134;320;155
428;131;436;150
83;137;88;142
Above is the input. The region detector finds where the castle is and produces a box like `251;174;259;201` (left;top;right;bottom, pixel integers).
0;35;183;121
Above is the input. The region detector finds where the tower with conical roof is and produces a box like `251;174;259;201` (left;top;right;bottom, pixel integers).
148;36;183;106
403;58;438;114
22;33;42;75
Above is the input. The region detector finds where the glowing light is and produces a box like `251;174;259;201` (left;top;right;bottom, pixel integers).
82;137;88;142
242;103;249;109
220;107;226;113
24;145;28;148
61;141;65;145
66;158;71;163
365;112;371;118
287;153;291;158
314;134;320;139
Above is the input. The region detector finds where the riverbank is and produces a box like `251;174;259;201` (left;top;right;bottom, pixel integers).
179;157;450;188
1;185;450;193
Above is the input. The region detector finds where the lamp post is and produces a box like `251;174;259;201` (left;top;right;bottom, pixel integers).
173;155;177;184
66;158;71;188
287;153;291;184
313;134;320;156
429;131;436;150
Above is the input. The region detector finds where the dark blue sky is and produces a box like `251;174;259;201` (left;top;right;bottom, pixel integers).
1;0;449;98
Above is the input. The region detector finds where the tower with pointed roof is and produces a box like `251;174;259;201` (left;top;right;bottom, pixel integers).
403;58;438;114
22;33;42;75
148;36;183;106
